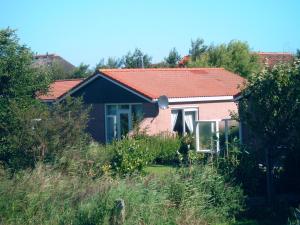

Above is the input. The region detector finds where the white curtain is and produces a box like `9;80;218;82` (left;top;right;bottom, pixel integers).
185;111;194;133
171;110;179;130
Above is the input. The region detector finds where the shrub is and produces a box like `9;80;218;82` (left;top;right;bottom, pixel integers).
109;138;154;175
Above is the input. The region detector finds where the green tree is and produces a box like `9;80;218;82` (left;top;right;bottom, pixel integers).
188;40;261;78
71;63;92;78
164;48;181;67
0;28;50;169
189;38;208;61
95;57;123;69
123;48;152;68
239;62;300;202
296;49;300;59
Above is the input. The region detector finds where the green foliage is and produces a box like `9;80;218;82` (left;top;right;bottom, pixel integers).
0;163;244;225
71;63;92;78
109;138;154;175
44;59;73;80
123;48;152;68
189;38;208;61
0;28;50;169
164;47;181;67
188;40;261;77
239;62;300;194
95;57;123;69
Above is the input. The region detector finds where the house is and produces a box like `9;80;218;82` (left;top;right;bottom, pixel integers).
39;68;245;150
178;55;190;67
33;53;75;73
256;52;294;68
178;52;294;68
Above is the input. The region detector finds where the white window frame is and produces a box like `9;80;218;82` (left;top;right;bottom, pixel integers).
105;103;142;143
195;119;220;153
170;107;198;135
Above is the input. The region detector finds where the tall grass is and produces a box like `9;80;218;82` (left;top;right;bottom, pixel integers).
0;163;244;225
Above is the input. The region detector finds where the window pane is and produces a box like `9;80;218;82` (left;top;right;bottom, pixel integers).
172;110;183;135
107;105;117;115
120;113;129;138
107;116;116;142
184;111;196;134
199;121;216;150
119;105;129;110
132;104;143;126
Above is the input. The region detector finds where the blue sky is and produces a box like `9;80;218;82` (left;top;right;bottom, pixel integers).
1;0;299;67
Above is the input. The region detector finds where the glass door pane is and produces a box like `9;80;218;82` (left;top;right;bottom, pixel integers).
107;116;117;142
199;121;216;151
119;112;130;138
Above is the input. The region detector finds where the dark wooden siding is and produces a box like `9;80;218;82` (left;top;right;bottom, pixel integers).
72;76;149;104
71;76;152;142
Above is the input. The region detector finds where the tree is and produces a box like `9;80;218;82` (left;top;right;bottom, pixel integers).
71;63;92;78
123;48;152;68
95;57;123;69
188;40;261;78
164;48;181;67
296;49;300;59
239;62;300;203
0;28;50;169
189;38;207;61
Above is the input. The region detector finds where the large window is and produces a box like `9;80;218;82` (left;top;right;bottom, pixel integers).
195;120;220;153
105;104;143;142
171;108;198;135
195;119;241;154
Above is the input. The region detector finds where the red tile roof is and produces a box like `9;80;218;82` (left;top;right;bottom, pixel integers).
178;55;190;67
99;68;245;99
39;68;245;101
257;52;294;67
38;79;84;101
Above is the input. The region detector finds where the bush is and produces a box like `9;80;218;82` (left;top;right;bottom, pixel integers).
144;134;181;164
109;137;154;175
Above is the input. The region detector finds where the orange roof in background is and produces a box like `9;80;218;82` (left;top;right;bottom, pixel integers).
38;79;84;100
178;55;190;67
257;52;294;67
99;68;245;99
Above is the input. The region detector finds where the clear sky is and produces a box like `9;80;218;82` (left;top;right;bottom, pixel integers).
1;0;299;67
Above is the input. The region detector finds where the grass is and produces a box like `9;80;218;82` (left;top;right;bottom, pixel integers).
145;164;177;176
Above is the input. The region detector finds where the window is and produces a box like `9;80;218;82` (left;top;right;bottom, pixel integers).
196;120;219;152
105;104;143;142
171;108;198;135
195;119;241;154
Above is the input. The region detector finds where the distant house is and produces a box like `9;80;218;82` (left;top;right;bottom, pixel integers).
256;52;294;68
178;52;294;68
33;53;75;73
178;55;190;67
39;68;245;150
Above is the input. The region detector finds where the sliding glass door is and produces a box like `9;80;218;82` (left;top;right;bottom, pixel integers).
105;104;143;142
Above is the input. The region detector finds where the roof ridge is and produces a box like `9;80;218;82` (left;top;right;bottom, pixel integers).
99;67;225;72
257;52;293;55
53;78;84;82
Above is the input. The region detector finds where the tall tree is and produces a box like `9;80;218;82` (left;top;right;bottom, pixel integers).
71;63;92;78
189;38;208;61
95;57;123;69
164;48;181;67
123;48;152;68
188;40;261;78
0;29;50;169
239;62;300;203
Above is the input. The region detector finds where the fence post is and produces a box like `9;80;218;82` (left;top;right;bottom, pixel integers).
110;199;125;225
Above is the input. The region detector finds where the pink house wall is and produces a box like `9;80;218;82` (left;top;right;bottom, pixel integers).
139;101;238;135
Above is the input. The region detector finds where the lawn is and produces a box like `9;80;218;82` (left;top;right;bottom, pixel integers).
145;164;177;176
